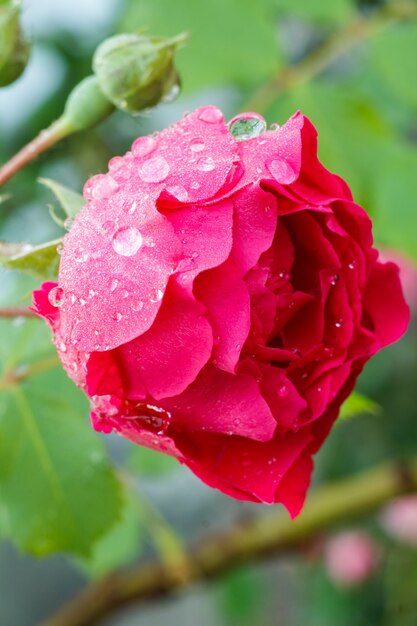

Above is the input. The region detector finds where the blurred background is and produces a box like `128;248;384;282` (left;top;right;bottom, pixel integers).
0;0;417;624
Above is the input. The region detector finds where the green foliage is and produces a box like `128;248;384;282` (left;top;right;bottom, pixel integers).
78;491;142;577
0;318;123;557
0;239;61;279
340;392;381;421
127;445;178;477
273;0;353;23
371;22;417;109
39;177;84;227
120;0;282;91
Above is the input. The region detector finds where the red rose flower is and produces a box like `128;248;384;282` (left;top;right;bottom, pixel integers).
33;107;409;517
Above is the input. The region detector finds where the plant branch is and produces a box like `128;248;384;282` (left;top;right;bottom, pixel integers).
0;354;60;390
41;457;417;626
243;0;417;113
0;306;37;318
0;118;71;189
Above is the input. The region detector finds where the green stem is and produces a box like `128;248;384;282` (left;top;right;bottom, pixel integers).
0;117;71;188
0;354;60;389
243;0;417;114
41;457;417;626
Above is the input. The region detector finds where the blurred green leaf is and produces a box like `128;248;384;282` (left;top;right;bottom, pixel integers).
273;0;353;23
372;140;417;262
371;22;417;109
0;238;61;279
0;318;122;557
119;0;282;91
128;445;178;477
217;566;265;624
78;490;142;577
340;392;381;421
38;177;84;220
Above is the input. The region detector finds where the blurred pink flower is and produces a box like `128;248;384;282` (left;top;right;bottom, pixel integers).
324;531;380;587
379;249;417;314
380;495;417;545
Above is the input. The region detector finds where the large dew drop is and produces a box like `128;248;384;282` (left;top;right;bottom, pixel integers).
139;155;170;183
48;286;65;307
228;114;267;141
112;226;143;256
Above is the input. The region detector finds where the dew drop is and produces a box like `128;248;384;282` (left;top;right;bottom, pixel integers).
108;156;124;173
166;185;189;202
48;286;65;307
277;384;289;398
127;201;137;215
132;135;157;158
101;220;116;236
56;242;64;255
92;175;120;200
120;289;129;299
197;156;216;172
139;155;170;183
190;181;200;190
73;248;89;263
132;301;144;312
228;114;267;141
330;273;340;286
64;216;74;231
113;312;122;322
335;319;343;328
198;107;224;124
348;260;356;270
112;226;143;256
190;138;205;152
150;288;164;303
267;159;297;184
278;270;290;280
122;402;171;434
109;278;119;292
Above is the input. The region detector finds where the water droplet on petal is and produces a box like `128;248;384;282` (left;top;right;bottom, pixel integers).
132;135;157;158
348;260;356;270
64;216;74;231
110;278;119;292
189;138;205;152
197;156;216;172
277;384;289;398
190;181;200;190
228;114;267;141
166;185;189;202
101;220;116;236
270;123;280;131
335;319;343;328
198;106;224;124
73;248;89;263
112;226;143;256
56;242;64;255
132;301;144;312
267;159;297;184
139;155;170;183
127;201;137;215
113;312;122;322
330;273;340;286
48;286;65;307
108;156;124;173
89;174;120;200
150;288;164;303
120;289;129;299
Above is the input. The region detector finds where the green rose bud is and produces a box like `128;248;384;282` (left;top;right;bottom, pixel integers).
92;32;186;113
0;0;30;87
61;75;115;133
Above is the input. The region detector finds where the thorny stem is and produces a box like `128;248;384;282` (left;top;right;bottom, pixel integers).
0;117;71;188
41;458;417;626
242;0;417;114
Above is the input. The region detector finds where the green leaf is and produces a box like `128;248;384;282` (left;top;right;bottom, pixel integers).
371;140;417;262
78;490;142;577
0;318;122;557
119;0;282;92
0;238;61;279
340;392;381;421
127;445;178;477
371;22;417;109
272;0;353;23
38;177;84;220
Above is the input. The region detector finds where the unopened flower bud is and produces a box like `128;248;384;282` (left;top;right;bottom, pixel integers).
0;0;30;86
92;32;185;113
61;75;115;133
380;495;417;545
